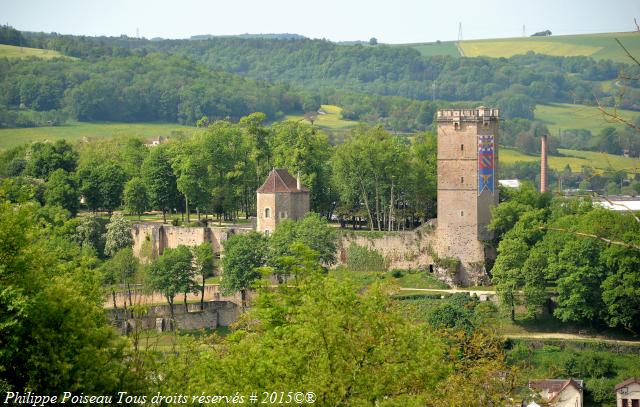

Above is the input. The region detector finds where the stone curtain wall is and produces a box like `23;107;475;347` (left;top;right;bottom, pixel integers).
131;223;252;259
337;221;488;286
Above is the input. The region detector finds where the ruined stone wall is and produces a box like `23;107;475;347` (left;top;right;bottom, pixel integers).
131;223;251;259
336;222;492;286
338;226;436;271
109;301;238;333
104;284;243;309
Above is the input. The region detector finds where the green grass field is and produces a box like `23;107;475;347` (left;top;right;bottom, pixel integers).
500;147;640;175
0;121;192;150
284;104;359;131
0;44;72;60
399;41;461;57
459;31;640;62
400;32;640;62
535;103;640;132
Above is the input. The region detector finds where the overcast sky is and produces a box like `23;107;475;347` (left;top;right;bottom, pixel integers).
2;0;639;43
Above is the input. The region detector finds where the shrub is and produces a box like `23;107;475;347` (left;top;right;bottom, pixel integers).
346;243;388;272
585;377;617;404
563;352;614;378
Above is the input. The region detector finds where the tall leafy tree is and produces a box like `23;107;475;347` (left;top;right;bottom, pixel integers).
24;140;78;180
220;232;268;308
191;243;215;310
147;245;196;319
44;169;79;216
123;177;149;219
141;146;179;223
271;120;334;216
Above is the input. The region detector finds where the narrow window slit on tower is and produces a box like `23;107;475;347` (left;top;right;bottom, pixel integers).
460;210;464;216
461;176;464;183
461;144;464;151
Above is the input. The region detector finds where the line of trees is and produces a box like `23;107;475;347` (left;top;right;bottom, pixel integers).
0;113;439;228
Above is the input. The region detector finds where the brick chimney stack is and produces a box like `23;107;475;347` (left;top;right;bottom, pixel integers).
540;134;548;192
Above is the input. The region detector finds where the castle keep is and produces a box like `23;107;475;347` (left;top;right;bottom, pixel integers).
434;107;499;283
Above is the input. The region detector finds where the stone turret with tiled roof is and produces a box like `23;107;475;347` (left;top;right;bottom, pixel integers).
256;169;310;234
257;168;309;194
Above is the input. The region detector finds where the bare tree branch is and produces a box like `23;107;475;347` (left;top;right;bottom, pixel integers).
539;226;640;251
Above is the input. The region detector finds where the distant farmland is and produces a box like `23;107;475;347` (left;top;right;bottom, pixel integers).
534;103;640;133
0;44;72;60
402;32;640;63
500;147;640;176
0;122;191;150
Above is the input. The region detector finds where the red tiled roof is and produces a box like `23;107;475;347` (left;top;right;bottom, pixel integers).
529;379;582;402
616;378;640;391
257;169;309;193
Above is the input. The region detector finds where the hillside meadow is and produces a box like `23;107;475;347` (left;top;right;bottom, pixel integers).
534;103;640;133
0;43;71;59
458;31;640;62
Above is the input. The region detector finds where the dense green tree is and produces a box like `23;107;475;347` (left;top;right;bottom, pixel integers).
141;146;179;223
268;212;337;265
0;202;137;394
332;126;410;230
77;161;127;214
220;232;268;308
270;121;334;216
24;140;78;180
44;169;79;216
0;176;45;205
171;142;209;223
191;242;215;310
102;247;139;310
123;177;149;219
147;245;196;319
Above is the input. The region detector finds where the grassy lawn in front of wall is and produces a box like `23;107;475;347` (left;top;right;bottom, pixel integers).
329;268;450;290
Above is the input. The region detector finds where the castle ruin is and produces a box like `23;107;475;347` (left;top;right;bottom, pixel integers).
131;108;500;286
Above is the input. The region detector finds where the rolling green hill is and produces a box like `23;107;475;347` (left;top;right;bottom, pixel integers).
0;44;71;60
0;121;191;150
404;32;640;63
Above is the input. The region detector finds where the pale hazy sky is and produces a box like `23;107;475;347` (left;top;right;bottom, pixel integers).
2;0;639;43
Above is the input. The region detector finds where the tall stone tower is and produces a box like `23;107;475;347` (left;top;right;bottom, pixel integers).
435;107;499;284
256;169;310;235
